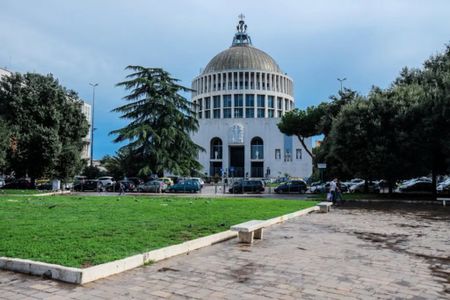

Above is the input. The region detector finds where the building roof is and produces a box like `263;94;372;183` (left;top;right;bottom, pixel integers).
202;17;282;75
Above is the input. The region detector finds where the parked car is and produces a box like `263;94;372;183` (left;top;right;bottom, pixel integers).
73;179;99;191
349;182;380;193
0;177;5;188
1;178;35;189
229;180;265;194
396;181;433;193
108;180;136;192
137;180;167;193
190;177;204;188
274;180;307;194
36;181;53;190
160;177;174;186
437;179;450;194
308;182;326;194
97;176;115;187
127;177;144;186
167;179;200;193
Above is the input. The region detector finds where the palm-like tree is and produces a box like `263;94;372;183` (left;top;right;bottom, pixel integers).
111;66;203;177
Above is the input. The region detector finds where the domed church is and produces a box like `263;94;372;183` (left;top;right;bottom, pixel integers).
191;16;312;179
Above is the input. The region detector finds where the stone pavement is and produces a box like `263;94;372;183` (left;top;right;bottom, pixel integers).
0;203;449;299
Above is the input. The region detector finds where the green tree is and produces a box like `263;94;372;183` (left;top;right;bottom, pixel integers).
0;118;10;171
101;148;142;180
0;72;89;181
111;66;203;177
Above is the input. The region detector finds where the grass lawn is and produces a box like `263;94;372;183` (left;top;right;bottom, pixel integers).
0;189;43;195
0;195;317;268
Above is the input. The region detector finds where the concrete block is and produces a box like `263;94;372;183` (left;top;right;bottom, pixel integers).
238;231;254;243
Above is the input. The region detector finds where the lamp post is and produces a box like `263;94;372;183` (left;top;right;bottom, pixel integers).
337;77;347;94
89;83;98;167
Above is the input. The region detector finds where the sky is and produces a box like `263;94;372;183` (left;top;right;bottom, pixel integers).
1;0;449;159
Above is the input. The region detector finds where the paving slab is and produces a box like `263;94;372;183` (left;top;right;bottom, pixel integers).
0;203;449;299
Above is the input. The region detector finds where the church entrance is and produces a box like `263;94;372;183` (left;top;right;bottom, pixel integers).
229;146;244;177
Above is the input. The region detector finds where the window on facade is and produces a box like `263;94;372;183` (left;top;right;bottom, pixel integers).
285;99;289;111
257;108;265;118
296;148;302;159
257;95;265;107
284;150;292;162
205;97;211;109
198;99;203;110
245;94;254;107
268;96;274;108
245;108;254;118
277;110;283;117
210;138;223;159
213;109;220;119
234;108;243;118
223;108;232;118
234;94;243;107
277;97;282;109
268;109;274;118
223;95;232;107
251;137;264;159
275;149;281;160
204;110;211;119
213;96;220;108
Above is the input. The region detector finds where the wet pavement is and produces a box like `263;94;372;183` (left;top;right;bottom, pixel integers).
0;203;449;299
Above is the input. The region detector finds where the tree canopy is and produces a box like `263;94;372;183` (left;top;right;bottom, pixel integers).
0;72;89;180
110;66;203;177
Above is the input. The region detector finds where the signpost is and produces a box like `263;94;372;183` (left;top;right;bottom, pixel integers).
317;163;327;183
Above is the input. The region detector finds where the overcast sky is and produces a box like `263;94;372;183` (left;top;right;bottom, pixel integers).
1;0;449;159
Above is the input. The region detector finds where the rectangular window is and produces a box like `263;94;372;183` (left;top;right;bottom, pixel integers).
277;97;282;109
204;110;211;119
245;108;254;118
268;96;274;108
245;94;254;107
205;97;211;109
198;99;203;110
257;108;265;118
213;96;220;108
268;109;274;118
234;108;243;118
278;110;283;117
198;111;202;119
284;150;292;161
223;95;232;107
285;99;289;110
223;108;231;118
257;95;265;107
296;148;302;159
213;109;220;119
275;149;281;160
234;94;243;107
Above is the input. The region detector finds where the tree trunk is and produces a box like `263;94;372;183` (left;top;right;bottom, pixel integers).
296;135;314;160
364;179;369;193
431;168;437;200
388;179;393;195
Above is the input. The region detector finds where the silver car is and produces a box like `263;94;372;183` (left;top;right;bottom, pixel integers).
137;180;167;193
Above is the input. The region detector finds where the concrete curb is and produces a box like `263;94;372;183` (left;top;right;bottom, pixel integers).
0;205;318;284
33;190;71;197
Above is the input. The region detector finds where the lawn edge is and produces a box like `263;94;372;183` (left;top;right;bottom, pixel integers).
0;205;319;284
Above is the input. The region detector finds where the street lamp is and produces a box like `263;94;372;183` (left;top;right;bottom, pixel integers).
89;83;98;167
337;77;347;94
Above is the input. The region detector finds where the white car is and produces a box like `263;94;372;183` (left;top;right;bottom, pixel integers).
97;176;115;187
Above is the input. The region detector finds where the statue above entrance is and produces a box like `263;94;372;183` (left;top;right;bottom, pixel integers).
229;124;244;144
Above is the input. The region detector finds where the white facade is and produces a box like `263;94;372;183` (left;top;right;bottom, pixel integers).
191;19;312;179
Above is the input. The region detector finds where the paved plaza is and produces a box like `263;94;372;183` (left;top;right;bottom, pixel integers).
0;203;449;299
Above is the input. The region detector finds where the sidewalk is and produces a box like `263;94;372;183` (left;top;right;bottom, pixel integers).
0;205;448;299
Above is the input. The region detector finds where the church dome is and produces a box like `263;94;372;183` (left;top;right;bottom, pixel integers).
203;45;282;74
202;17;282;74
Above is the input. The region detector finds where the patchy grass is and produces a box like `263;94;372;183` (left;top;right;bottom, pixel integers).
0;189;43;195
0;195;317;267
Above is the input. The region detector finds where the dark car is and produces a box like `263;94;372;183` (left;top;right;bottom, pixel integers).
167;179;200;193
127;177;144;186
73;180;99;191
397;181;433;193
2;179;35;189
229;180;265;194
274;180;307;194
107;180;136;192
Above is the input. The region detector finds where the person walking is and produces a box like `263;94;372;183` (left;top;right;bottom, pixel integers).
329;178;337;205
119;182;125;195
336;178;344;205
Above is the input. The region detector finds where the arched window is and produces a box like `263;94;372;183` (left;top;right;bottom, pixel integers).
251;137;264;159
210;138;223;159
